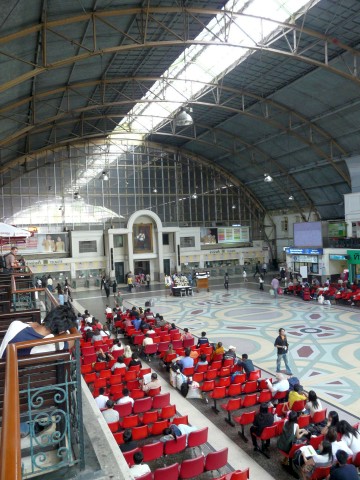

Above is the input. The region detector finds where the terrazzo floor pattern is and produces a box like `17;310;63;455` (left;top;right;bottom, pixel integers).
76;281;360;417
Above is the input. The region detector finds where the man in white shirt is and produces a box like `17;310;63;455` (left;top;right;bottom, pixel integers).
116;388;134;407
95;388;109;409
142;373;161;393
130;452;151;479
266;373;289;396
101;400;119;424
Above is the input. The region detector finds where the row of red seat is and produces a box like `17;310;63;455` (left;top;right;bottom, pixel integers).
131;465;249;480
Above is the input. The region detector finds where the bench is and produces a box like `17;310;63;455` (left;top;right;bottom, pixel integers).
0;309;41;343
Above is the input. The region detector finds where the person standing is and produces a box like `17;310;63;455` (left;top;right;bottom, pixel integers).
4;246;19;272
145;272;150;288
254;261;261;278
47;275;53;292
274;327;292;375
112;280;117;297
259;274;264;291
127;275;133;293
104;279;110;299
224;272;229;290
262;262;267;277
271;275;279;300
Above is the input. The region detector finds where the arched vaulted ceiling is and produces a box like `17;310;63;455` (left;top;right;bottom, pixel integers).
1;0;360;221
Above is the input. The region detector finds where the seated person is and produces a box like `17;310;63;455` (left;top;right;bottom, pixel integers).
128;353;142;368
329;450;358;480
116;388;134;406
326;427;353;457
111;355;126;372
178;348;194;371
181;328;193;340
250;403;274;451
288;384;307;409
142;372;161;393
95;387;109;409
266;373;289;396
211;341;225;359
195;353;208;370
197;331;209;347
129;451;151;479
236;353;255;379
120;429;137;453
224;345;237;360
101;400;119;424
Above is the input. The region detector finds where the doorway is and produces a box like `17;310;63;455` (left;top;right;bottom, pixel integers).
114;262;125;284
134;261;150;276
163;259;170;275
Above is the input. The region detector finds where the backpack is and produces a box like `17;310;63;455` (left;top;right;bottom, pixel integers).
180;382;189;398
0;253;10;270
288;376;300;391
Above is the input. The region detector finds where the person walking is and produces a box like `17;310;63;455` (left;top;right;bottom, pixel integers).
104;279;110;299
254;261;261;278
271;275;279;300
224;272;229;290
262;262;267;277
145;273;150;288
259;274;264;291
242;268;248;283
112;280;117;297
274;327;292;375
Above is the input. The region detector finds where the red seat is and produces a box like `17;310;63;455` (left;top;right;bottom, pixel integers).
152;392;171;409
221;398;242;426
142;441;164;462
192;372;204;383
94;362;107;372
219;469;250;480
195;364;208;373
298;414;311;428
218;367;231;377
231;373;246;384
201;380;215;394
216;377;231;388
126;380;140;391
129;389;145;400
311;409;327;425
121;414;140;429
242;381;257;394
273;390;287;401
164;434;187;455
128;364;141;373
291;400;306;412
309;434;324;451
172;415;188;426
82;346;95;356
210;386;226;413
133;397;153;414
227;383;242;397
183;337;195;348
160;404;177;420
123;447;140;466
112;366;126;377
242;394;257;408
204;448;228;474
141;410;158;425
248;369;261;381
143;343;158;360
278;442;306;463
179;455;205;479
147;386;161;397
187;426;208;455
99;369;112;379
172;339;183;349
84;372;97;384
114;402;133;418
182;367;195;377
254;425;278;458
257;390;272;404
109;374;123;386
124;370;138;382
222;358;234;368
131;425;149;441
133;334;145;347
353;451;360;467
205;369;218;381
139;367;152;378
81;364;93;375
153;463;180;480
234;410;256;442
112;431;124;445
310;465;331;479
107;421;119;433
151;419;170;435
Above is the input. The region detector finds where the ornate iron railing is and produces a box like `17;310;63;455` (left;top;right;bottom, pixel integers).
0;329;83;480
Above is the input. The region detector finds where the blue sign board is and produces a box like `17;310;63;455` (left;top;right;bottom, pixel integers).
285;248;323;255
329;254;347;260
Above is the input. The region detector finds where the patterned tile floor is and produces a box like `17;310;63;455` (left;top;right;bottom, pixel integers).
75;278;360;419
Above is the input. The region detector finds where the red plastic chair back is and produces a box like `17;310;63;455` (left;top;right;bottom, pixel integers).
248;369;261;381
227;383;242;397
152;392;170;409
179;455;205;479
123;447;140;466
151;419;170;435
131;425;149;441
291;400;306;412
164;434;187;455
310;465;330;479
242;394;257;408
242;380;257;394
311;409;327;424
172;415;188;426
204;447;228;472
142;441;164;462
160;404;177;420
114;402;133;418
234;410;256;426
153;463;180;480
133;397;153;414
122;414;140;429
141;410;158;425
187;426;208;448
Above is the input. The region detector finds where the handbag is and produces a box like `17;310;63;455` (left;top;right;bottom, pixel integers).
269;288;275;296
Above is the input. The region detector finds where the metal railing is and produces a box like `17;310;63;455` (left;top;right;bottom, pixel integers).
0;270;84;480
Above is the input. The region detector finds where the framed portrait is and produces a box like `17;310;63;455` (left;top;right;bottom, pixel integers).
133;224;153;253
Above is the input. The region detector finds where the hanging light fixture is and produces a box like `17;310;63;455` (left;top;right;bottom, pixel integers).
264;173;273;182
102;171;109;181
153;188;158;193
288;194;294;200
192;193;198;199
175;107;193;127
232;205;236;209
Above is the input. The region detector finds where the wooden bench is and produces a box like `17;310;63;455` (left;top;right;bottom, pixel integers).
0;309;41;343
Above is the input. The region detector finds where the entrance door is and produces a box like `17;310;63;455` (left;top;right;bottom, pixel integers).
114;262;125;284
163;259;170;275
134;261;150;276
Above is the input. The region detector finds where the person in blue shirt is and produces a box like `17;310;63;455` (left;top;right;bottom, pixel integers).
132;317;142;331
197;331;209;347
179;348;194;371
236;353;255;379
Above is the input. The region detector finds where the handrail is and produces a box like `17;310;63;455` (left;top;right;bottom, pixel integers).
0;329;81;480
